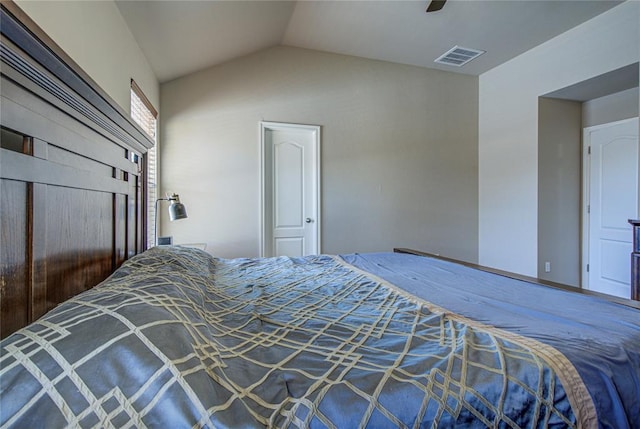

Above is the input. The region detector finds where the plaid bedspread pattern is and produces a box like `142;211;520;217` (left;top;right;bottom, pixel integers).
0;246;596;428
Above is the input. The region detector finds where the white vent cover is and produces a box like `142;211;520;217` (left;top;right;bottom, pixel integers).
434;45;485;67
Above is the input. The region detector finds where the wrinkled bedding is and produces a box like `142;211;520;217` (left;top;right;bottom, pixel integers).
0;247;612;428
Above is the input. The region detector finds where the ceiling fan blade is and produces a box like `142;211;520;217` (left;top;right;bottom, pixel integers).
426;0;447;13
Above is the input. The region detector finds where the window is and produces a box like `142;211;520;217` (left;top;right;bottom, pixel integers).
130;79;158;249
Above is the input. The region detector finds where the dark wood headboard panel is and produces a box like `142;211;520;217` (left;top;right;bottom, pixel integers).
0;2;154;338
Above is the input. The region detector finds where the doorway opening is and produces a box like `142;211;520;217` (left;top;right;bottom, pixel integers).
538;63;639;298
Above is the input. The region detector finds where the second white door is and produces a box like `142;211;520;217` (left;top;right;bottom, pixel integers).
585;118;639;298
261;122;320;257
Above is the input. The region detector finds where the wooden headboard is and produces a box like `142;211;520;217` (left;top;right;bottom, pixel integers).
0;2;154;338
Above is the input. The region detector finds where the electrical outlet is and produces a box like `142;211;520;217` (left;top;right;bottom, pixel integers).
544;261;551;273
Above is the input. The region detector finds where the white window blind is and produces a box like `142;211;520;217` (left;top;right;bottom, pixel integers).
130;80;158;249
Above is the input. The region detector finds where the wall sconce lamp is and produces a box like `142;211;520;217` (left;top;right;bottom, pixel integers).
155;193;188;245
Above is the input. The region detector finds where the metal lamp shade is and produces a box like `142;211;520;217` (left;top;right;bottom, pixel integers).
154;193;187;246
168;201;187;221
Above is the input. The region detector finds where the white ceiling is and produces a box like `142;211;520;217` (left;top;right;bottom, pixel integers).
115;0;624;84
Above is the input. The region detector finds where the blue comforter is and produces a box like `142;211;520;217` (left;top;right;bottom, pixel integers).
343;252;640;429
1;247;633;427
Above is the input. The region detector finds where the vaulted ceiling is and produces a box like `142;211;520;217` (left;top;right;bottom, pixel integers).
115;0;623;83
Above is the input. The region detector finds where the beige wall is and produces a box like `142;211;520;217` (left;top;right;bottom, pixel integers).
537;98;582;286
479;1;639;277
160;46;478;259
15;0;159;113
583;87;639;128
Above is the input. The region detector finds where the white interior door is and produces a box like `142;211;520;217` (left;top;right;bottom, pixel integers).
585;118;639;298
261;122;320;257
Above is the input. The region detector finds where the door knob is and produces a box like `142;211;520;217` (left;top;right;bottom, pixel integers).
305;218;313;223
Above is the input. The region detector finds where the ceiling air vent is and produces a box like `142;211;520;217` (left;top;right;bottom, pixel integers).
434;45;485;67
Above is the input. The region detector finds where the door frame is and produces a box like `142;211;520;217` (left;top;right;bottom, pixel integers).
581;117;639;290
259;121;321;257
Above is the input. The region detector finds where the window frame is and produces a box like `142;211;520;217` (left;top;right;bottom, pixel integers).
130;79;158;249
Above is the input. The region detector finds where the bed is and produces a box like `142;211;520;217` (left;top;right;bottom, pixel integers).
1;246;639;428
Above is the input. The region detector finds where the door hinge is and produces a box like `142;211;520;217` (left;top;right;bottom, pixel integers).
588;146;591;155
587;205;590;214
586;264;590;272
